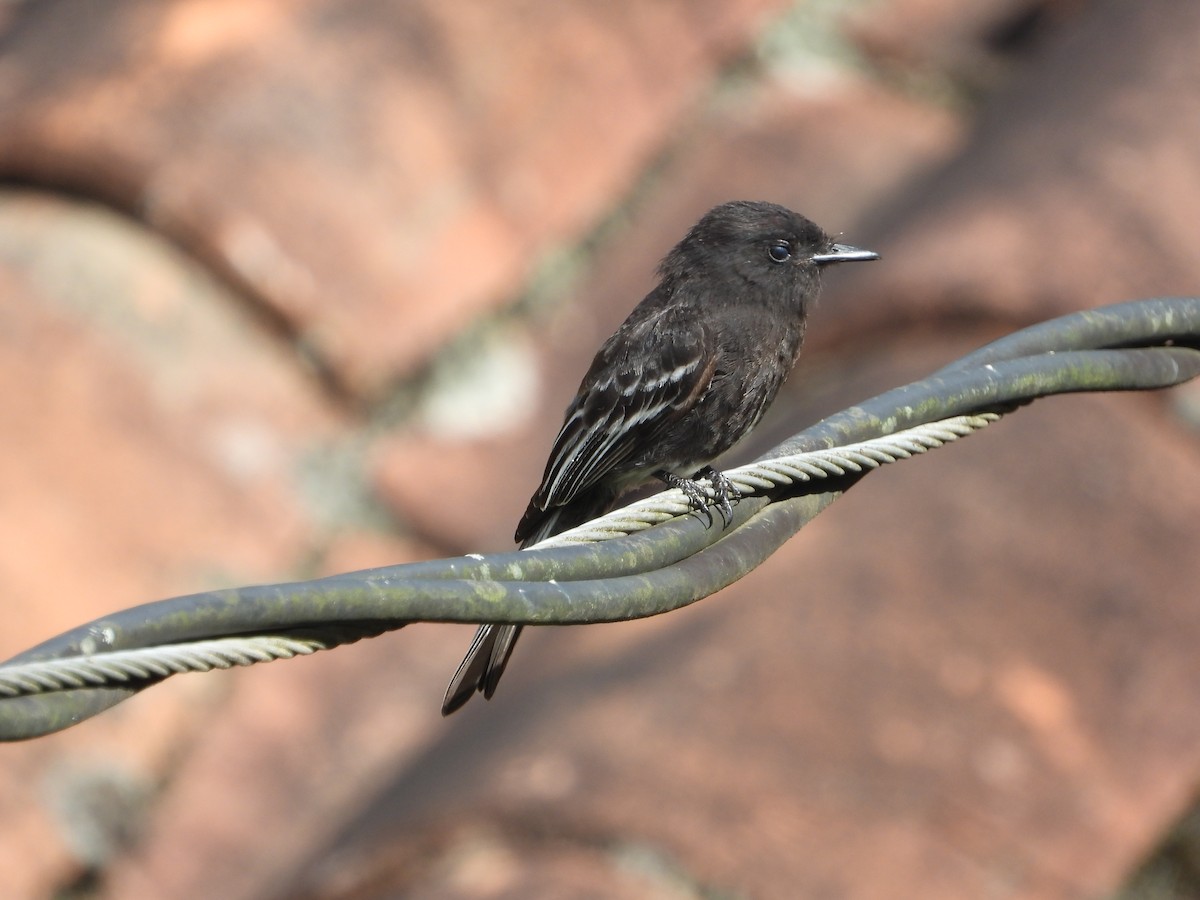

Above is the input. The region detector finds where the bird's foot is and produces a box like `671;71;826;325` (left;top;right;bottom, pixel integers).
656;469;714;526
696;465;741;526
655;467;741;528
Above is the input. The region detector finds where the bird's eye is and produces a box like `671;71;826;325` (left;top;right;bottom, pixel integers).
767;241;791;263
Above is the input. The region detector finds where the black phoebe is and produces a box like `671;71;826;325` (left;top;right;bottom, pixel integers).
442;200;877;714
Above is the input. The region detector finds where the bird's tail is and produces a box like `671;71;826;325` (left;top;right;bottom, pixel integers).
440;485;617;715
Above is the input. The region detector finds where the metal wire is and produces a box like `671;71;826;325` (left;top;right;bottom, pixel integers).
537;412;1001;545
0;412;1000;699
0;624;390;697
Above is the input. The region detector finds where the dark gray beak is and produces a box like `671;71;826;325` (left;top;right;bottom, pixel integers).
811;243;880;266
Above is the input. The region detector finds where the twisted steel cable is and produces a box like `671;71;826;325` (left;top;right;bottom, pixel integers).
538;412;1001;545
0;413;1000;700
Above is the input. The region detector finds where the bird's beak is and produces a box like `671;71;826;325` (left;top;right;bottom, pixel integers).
811;243;880;265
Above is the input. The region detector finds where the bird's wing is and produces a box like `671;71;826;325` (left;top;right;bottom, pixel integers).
532;310;716;511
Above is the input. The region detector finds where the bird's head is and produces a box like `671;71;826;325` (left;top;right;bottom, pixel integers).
657;200;878;306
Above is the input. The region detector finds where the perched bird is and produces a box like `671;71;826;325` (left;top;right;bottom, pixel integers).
442;200;877;715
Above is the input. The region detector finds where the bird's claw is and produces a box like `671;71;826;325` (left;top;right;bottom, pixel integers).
656;469;713;525
656;467;741;528
697;465;741;526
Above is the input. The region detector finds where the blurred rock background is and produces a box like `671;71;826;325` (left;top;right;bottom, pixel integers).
1;0;1198;897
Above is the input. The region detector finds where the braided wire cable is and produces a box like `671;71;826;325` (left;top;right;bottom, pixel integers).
537;411;1001;545
0;412;999;699
0;624;391;698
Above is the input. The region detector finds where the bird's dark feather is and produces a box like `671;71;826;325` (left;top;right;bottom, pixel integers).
516;307;715;543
